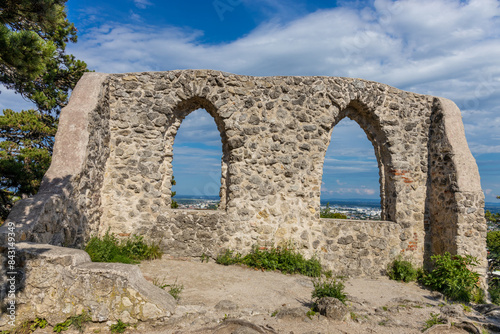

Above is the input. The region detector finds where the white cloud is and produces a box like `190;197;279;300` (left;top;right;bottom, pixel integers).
321;186;377;196
134;0;152;9
65;0;500;194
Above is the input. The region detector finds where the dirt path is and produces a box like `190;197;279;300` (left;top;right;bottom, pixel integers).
132;258;494;334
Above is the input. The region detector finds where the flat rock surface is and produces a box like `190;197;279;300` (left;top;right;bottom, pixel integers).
136;258;493;334
31;257;496;333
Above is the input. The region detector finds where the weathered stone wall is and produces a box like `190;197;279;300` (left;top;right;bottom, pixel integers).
427;98;487;275
0;73;109;247
0;70;486;277
0;243;176;329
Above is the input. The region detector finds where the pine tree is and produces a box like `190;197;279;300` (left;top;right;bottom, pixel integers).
0;0;88;221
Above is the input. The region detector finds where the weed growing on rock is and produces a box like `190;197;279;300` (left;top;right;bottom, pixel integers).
311;276;347;304
387;256;419;282
419;253;482;303
85;231;162;264
5;318;48;334
153;277;184;301
53;311;92;333
216;244;322;277
201;253;210;263
110;320;129;333
462;304;472;312
306;309;317;319
422;313;446;332
167;281;184;301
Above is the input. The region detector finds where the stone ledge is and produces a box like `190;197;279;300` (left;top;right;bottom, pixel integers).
0;242;176;330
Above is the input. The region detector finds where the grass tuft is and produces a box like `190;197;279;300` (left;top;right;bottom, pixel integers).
311;276;347;304
387;256;419;283
110;320;130;333
216;243;322;277
85;231;162;264
422;313;446;332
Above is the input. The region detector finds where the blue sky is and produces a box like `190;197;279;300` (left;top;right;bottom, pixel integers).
1;0;499;201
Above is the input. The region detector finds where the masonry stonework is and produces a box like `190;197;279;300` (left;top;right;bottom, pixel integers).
0;70;487;277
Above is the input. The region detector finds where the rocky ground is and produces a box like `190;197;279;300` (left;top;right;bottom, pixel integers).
34;257;500;333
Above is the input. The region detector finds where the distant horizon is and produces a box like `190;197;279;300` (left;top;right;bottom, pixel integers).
174;194;500;208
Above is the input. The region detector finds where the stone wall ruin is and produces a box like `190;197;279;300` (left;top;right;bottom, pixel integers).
0;70;487;277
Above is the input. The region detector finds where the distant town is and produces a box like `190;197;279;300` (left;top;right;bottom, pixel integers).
174;197;382;220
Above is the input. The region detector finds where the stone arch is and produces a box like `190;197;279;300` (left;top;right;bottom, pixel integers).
162;96;230;210
321;100;393;221
2;70;485;278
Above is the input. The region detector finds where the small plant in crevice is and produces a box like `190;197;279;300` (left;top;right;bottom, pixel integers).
306;309;317;319
462;303;472;312
110;319;130;333
32;317;48;331
85;230;162;264
387;256;419;282
53;310;92;333
422;313;446;332
311;276;347;305
167;281;184;301
6;318;48;334
153;276;184;301
200;253;210;263
419;252;483;303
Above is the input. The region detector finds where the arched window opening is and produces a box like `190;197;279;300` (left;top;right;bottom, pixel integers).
171;108;223;210
321;118;382;220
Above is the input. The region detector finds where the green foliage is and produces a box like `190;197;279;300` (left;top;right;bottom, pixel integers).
487;231;500;269
419;253;481;303
489;277;500;305
110;320;129;333
53;319;72;333
216;249;242;266
153;277;184;301
167;282;184;301
311;277;347;304
85;231;162;264
53;311;91;333
422;313;446;332
170;175;178;208
0;0;88;220
0;0;88;111
4;317;48;334
241;244;322;277
31;318;48;331
306;309;317;319
216;244;322;277
0;109;57;220
200;253;210;263
69;311;92;333
320;202;347;219
486;210;500;223
387;256;419;282
487;230;500;304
